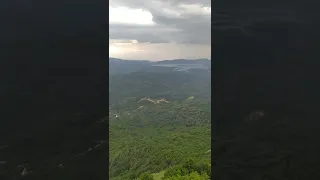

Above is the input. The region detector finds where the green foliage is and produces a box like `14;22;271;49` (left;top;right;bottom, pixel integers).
161;161;210;180
138;172;154;180
109;99;211;180
163;172;209;180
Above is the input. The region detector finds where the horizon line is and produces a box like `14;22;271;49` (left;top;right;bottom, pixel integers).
109;57;211;61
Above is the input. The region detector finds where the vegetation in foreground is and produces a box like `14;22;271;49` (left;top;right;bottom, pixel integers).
109;98;211;180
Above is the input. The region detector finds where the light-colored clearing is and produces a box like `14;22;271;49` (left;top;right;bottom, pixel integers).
187;96;194;100
138;97;169;104
152;170;166;180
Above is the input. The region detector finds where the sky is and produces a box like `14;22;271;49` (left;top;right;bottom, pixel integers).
109;0;211;61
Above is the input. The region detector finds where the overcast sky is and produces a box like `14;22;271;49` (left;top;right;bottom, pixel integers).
109;0;211;61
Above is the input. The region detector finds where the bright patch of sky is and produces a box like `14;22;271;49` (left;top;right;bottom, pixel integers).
109;7;155;25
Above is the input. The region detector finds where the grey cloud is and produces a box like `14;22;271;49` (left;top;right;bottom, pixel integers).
109;24;179;43
109;0;211;44
110;0;210;8
169;0;211;6
150;14;211;44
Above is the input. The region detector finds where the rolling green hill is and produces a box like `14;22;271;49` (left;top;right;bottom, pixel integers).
109;98;211;180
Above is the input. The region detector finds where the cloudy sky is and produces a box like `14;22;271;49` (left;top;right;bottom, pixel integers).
109;0;211;61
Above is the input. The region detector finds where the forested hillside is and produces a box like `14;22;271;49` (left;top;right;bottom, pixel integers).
109;70;210;105
109;60;211;180
110;99;211;180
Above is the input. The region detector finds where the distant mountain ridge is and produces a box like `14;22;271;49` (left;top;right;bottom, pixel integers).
109;57;210;63
109;58;150;74
109;58;211;74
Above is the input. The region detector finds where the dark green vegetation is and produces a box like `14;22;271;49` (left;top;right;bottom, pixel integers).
137;159;211;180
109;59;211;180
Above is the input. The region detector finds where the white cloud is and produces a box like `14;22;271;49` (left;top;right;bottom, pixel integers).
109;6;155;25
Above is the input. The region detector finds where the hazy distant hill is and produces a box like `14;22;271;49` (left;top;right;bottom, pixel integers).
109;58;150;74
109;58;211;75
109;69;210;105
154;58;210;65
